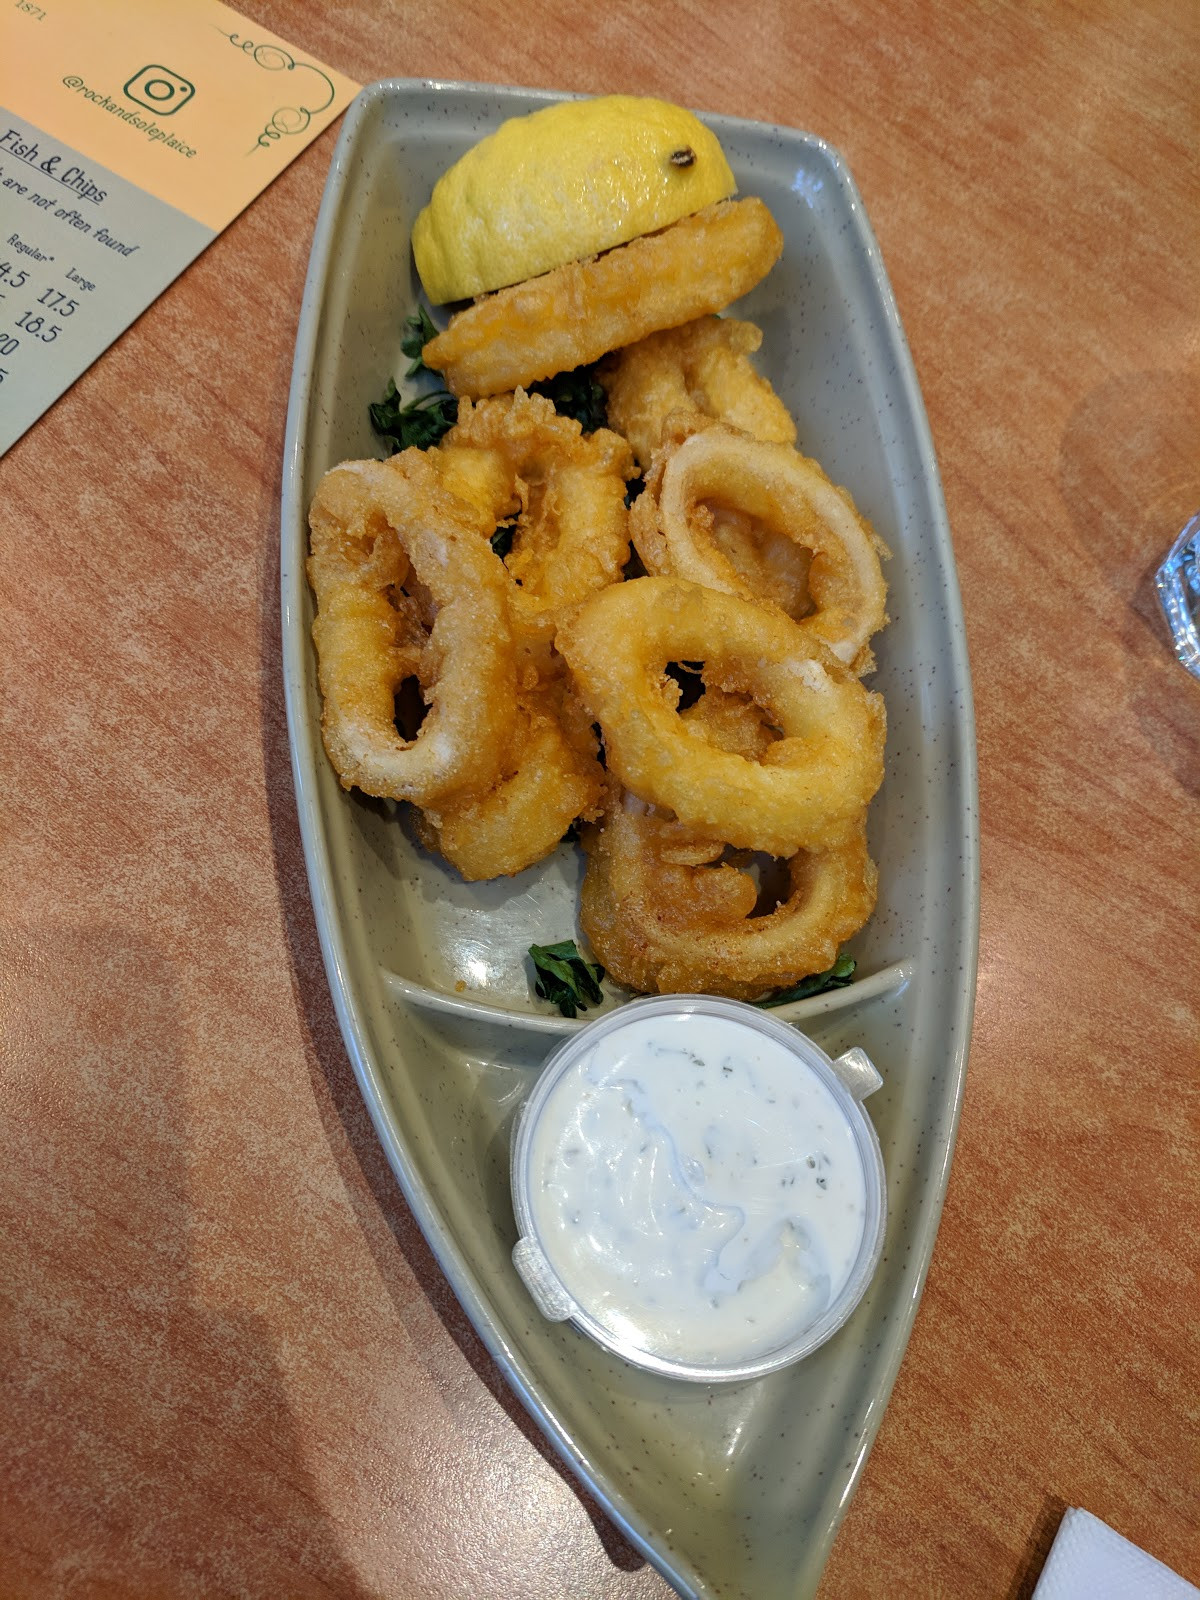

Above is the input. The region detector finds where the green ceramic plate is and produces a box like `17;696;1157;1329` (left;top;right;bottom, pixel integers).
281;79;978;1600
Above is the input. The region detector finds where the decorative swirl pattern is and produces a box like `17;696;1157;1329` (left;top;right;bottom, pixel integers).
217;30;336;151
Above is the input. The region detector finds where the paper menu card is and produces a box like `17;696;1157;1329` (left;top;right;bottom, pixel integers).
0;0;359;455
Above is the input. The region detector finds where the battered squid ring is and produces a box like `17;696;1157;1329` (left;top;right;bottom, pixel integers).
557;576;886;857
435;390;634;632
421;198;784;398
414;683;606;881
307;452;517;804
580;795;877;1001
631;422;889;673
599;315;797;470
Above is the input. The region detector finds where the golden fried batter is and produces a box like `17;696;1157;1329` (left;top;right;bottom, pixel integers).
601;315;796;468
436;390;634;629
632;422;889;673
415;682;606;881
307;452;518;804
557;576;886;858
580;797;877;1001
421;199;784;398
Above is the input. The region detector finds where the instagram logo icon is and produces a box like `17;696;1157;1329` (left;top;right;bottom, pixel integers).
123;65;195;116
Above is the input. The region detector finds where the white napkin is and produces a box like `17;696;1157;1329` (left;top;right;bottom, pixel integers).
1032;1507;1198;1599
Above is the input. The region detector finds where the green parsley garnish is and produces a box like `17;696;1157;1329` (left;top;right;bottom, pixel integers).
758;954;857;1008
399;305;440;375
529;940;606;1018
370;308;457;453
373;315;605;450
369;381;457;452
529;364;609;432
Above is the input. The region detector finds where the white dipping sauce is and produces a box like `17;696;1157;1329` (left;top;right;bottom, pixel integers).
525;1012;869;1365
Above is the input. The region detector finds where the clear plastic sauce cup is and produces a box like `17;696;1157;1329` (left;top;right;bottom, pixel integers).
510;995;887;1383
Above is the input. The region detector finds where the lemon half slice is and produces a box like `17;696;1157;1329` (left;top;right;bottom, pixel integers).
412;95;737;304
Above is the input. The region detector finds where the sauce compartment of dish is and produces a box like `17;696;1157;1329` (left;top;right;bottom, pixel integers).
511;997;888;1382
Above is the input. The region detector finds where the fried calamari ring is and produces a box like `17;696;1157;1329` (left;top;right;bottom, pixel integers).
414;684;606;881
436;391;634;631
580;796;877;1000
307;452;517;804
632;423;889;672
344;395;623;875
600;315;796;469
421;199;784;398
557;577;886;857
581;681;876;996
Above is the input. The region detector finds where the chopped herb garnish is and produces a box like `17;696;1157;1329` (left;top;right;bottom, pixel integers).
758;954;857;1008
399;305;440;375
369;307;457;453
529;940;606;1018
530;364;609;432
369;380;457;453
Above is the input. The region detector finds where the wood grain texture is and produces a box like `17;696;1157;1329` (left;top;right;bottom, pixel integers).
2;2;1197;1596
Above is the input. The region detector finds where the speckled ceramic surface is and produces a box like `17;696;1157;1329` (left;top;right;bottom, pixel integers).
281;79;978;1600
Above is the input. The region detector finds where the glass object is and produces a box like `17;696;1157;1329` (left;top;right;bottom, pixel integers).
1155;512;1200;680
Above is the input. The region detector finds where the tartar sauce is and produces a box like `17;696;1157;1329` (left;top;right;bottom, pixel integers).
524;1010;869;1366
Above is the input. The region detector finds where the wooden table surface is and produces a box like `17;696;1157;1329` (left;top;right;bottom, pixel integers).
4;2;1198;1596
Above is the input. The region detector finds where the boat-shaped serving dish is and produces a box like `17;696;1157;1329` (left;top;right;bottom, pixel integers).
281;79;979;1600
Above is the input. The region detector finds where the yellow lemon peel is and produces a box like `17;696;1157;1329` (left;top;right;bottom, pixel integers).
412;95;737;304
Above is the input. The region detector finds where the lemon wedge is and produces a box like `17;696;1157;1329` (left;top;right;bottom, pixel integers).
412;95;737;304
